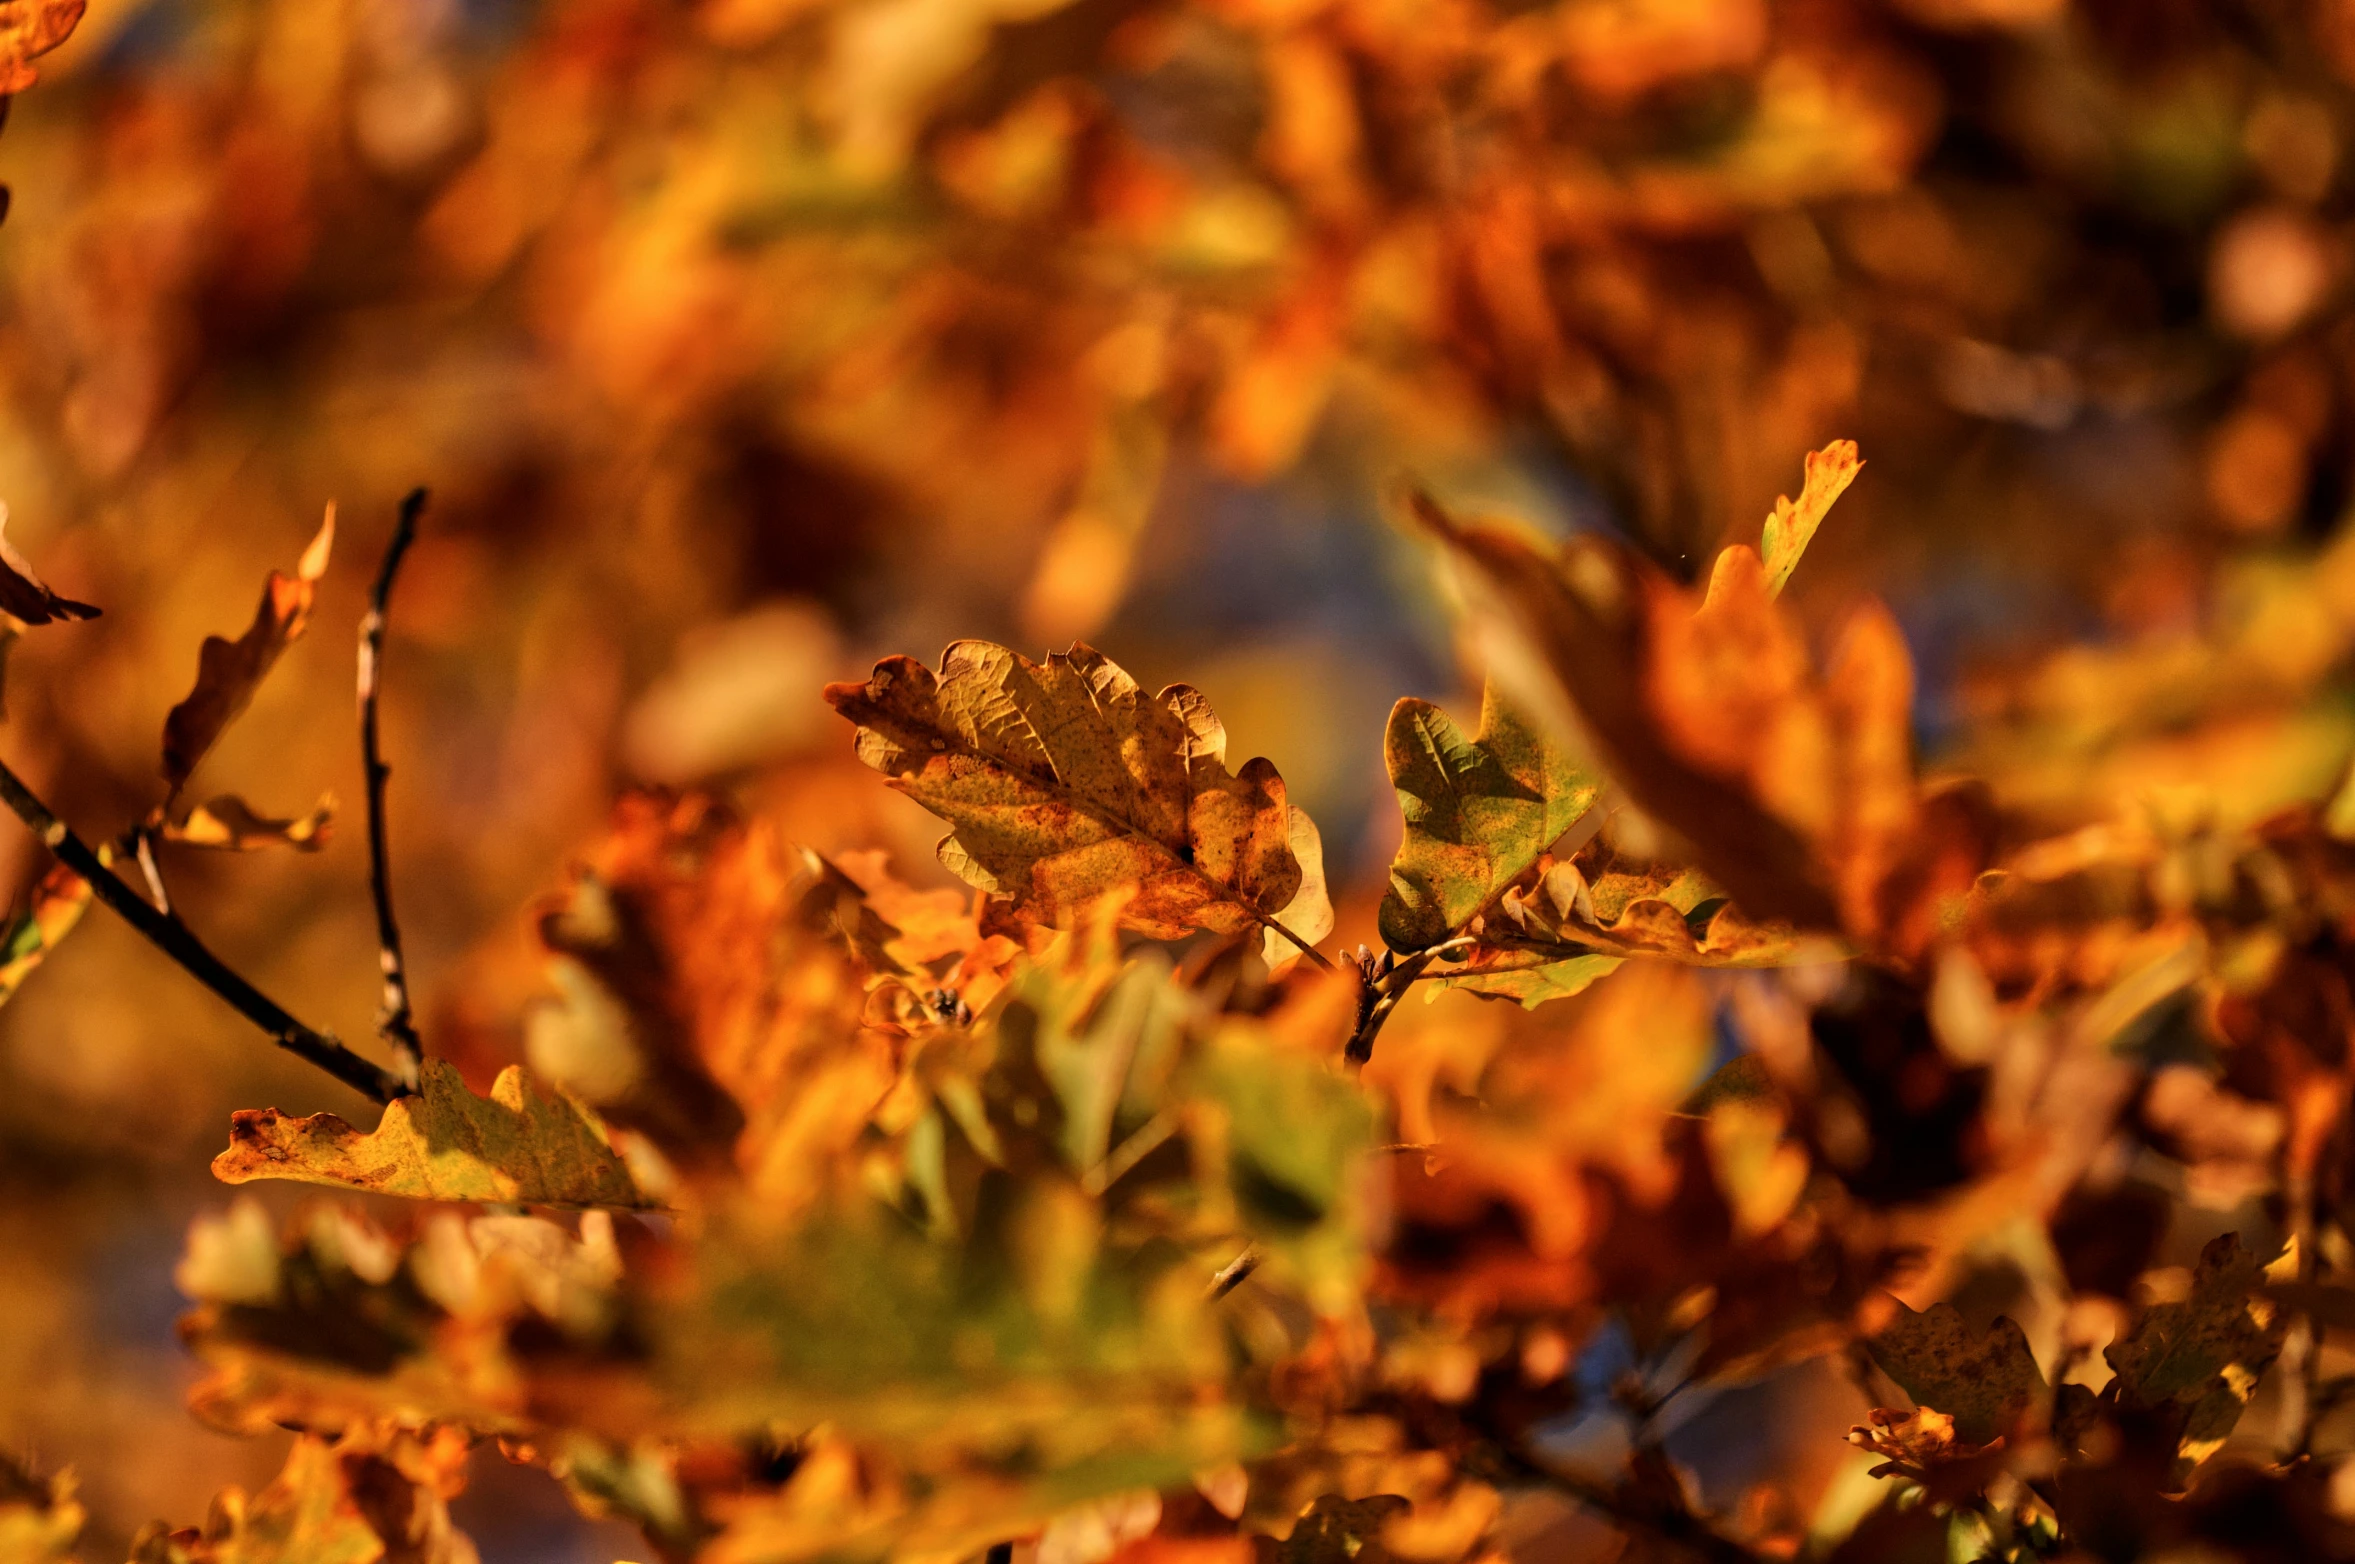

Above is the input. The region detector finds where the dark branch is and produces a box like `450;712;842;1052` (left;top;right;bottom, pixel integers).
360;487;426;1087
0;756;404;1103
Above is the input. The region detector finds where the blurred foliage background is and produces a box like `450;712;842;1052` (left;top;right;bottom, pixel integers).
8;0;2355;1556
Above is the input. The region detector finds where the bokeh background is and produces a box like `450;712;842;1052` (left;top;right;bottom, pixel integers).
5;0;2355;1556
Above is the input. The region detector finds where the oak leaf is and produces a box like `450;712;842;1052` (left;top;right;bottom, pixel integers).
825;641;1324;946
1867;1299;2045;1446
1417;484;1977;956
161;507;334;794
1761;439;1863;598
1379;685;1599;954
0;504;97;623
2106;1232;2288;1458
0;0;83;95
533;796;905;1203
213;1060;654;1209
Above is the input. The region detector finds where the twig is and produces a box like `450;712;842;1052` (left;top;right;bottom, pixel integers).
0;756;404;1103
1208;1245;1262;1299
1258;910;1336;971
360;488;426;1087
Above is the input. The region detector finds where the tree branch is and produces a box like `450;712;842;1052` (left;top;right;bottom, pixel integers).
0;756;405;1103
360;487;427;1087
1257;909;1335;971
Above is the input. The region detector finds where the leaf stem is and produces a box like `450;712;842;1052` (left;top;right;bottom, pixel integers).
360;488;427;1088
0;754;405;1103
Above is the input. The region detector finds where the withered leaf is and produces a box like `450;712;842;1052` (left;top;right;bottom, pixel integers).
1867;1299;2046;1445
128;1427;477;1564
1760;439;1862;598
1417;490;1955;952
161;507;334;795
0;0;84;95
163;792;334;851
0;858;87;1010
2106;1231;2288;1455
213;1059;655;1209
0;505;97;623
0;1451;82;1564
826;640;1315;942
1379;684;1599;954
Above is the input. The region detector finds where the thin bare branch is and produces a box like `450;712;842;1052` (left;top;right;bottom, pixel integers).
360;487;427;1087
1208;1246;1262;1300
0;755;404;1103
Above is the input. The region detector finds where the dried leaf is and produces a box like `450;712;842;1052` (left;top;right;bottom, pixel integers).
163;792;335;851
0;0;83;95
2106;1232;2289;1456
0;858;88;1009
127;1427;478;1564
1760;440;1862;598
1417;490;1968;954
825;641;1308;941
1867;1300;2046;1445
1378;685;1599;954
161;506;334;794
213;1060;654;1209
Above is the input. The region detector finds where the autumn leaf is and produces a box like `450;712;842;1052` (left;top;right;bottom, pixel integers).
0;858;87;1009
825;641;1320;946
2106;1232;2289;1459
161;506;334;795
1379;684;1600;954
213;1060;654;1209
175;1199;623;1438
1415;487;1976;956
0;0;84;95
1760;440;1862;598
0;1452;82;1564
162;792;334;851
1866;1299;2046;1446
0;507;96;626
127;1427;477;1564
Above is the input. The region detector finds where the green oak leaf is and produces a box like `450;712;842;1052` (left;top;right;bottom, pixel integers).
1379;684;1599;954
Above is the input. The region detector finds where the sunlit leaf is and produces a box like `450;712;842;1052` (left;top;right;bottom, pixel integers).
212;1060;654;1210
0;0;83;95
825;641;1312;943
1379;685;1599;955
1760;439;1863;598
161;507;334;794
